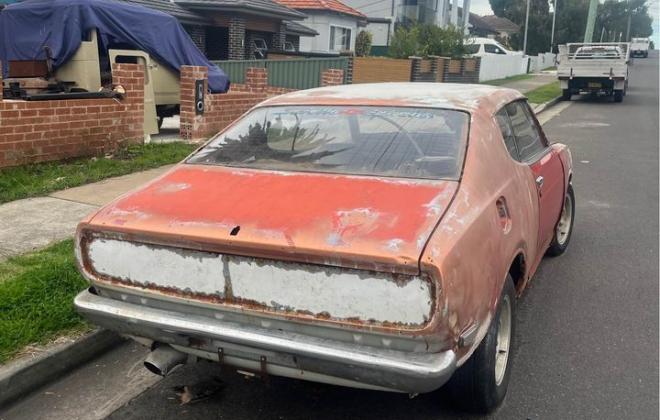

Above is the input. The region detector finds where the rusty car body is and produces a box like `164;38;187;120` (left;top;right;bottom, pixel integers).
74;83;574;412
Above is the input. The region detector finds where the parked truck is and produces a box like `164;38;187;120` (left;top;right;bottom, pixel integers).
630;37;650;58
557;43;630;103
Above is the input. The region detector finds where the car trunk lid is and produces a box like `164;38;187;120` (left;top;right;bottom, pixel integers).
85;164;458;274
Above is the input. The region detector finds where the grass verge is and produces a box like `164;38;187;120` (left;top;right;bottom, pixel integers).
482;73;534;86
0;142;197;204
526;81;561;105
0;240;88;364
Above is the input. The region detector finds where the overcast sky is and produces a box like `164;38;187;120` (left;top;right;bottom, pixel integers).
469;0;658;42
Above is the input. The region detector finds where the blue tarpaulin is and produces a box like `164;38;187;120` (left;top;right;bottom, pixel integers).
0;0;230;92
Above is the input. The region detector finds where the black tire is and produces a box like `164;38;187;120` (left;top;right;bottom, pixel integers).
613;90;623;103
157;116;164;129
445;275;516;414
547;184;575;256
561;89;571;101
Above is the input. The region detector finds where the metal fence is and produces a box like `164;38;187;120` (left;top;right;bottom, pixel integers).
211;57;350;89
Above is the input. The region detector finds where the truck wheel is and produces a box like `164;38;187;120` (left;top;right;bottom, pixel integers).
445;275;516;414
613;90;624;103
561;89;571;101
547;184;575;256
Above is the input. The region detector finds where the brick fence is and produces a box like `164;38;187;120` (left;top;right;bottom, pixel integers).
180;66;345;141
0;63;144;168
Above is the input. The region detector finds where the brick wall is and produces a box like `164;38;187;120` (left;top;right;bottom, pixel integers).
0;63;144;168
183;24;207;55
321;69;345;86
179;66;345;141
228;16;246;60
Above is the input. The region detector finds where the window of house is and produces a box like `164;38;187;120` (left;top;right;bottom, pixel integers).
505;101;546;161
484;44;506;54
329;26;351;51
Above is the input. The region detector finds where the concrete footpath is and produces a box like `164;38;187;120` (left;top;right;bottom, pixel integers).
497;71;557;94
0;165;173;261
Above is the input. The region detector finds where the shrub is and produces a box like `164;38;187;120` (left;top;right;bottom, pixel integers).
355;30;373;57
388;24;468;59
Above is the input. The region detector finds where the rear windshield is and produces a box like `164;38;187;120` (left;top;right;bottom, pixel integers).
187;106;469;180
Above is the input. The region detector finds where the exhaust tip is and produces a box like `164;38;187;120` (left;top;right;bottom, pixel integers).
144;344;187;377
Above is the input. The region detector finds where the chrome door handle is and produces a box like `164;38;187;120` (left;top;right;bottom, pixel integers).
536;176;544;190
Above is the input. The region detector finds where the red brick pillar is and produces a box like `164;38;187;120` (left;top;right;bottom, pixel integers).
245;67;267;92
111;63;145;143
179;65;208;141
321;69;344;87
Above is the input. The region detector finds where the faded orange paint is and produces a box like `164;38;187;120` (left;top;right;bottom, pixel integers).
84;165;457;275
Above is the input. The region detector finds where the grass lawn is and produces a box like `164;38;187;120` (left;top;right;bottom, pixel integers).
0;142;197;204
526;81;562;105
482;73;534;87
0;240;88;364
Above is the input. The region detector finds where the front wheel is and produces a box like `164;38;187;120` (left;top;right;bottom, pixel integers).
613;90;624;103
561;89;571;101
547;184;575;256
445;275;516;413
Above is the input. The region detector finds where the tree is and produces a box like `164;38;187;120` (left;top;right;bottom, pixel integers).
388;24;468;58
593;0;653;42
355;30;373;57
489;0;552;54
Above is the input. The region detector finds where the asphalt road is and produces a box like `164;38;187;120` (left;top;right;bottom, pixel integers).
3;54;658;420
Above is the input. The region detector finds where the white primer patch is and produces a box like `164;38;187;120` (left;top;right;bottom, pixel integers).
88;239;226;296
88;239;433;325
228;258;432;324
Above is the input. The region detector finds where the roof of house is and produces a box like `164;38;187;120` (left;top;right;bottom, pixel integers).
119;0;208;24
275;0;366;19
468;13;497;34
480;15;520;34
175;0;306;20
284;20;319;36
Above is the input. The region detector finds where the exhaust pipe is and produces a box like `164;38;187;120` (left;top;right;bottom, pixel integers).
144;344;187;376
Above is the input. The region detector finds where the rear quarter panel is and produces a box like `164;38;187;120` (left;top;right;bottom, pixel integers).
420;107;541;364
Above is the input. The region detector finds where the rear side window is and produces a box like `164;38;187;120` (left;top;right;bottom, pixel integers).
505;102;546;160
495;109;519;160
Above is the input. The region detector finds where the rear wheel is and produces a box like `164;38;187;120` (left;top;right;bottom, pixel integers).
547;184;575;256
561;89;572;101
613;90;623;103
445;276;516;414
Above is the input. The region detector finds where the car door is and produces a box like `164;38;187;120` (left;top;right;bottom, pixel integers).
504;101;565;252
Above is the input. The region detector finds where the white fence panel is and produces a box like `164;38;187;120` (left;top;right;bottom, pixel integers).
478;54;530;82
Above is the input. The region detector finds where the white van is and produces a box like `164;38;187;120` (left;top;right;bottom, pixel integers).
465;37;522;56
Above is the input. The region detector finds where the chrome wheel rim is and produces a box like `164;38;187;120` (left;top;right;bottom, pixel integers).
494;295;512;386
556;192;573;246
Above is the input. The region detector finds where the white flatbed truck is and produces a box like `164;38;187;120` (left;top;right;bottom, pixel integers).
630;37;650;58
557;42;630;103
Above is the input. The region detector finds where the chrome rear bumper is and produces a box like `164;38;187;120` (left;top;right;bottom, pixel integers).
74;288;456;393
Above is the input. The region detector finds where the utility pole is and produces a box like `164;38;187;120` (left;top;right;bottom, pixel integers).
523;0;530;54
625;0;632;41
583;0;598;42
550;0;557;50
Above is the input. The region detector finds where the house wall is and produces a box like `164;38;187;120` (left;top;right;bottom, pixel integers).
364;21;390;46
0;63;144;168
298;11;359;53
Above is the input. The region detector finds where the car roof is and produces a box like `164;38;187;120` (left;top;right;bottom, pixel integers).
260;83;524;115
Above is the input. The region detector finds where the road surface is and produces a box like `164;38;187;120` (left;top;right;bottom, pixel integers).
2;53;658;420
